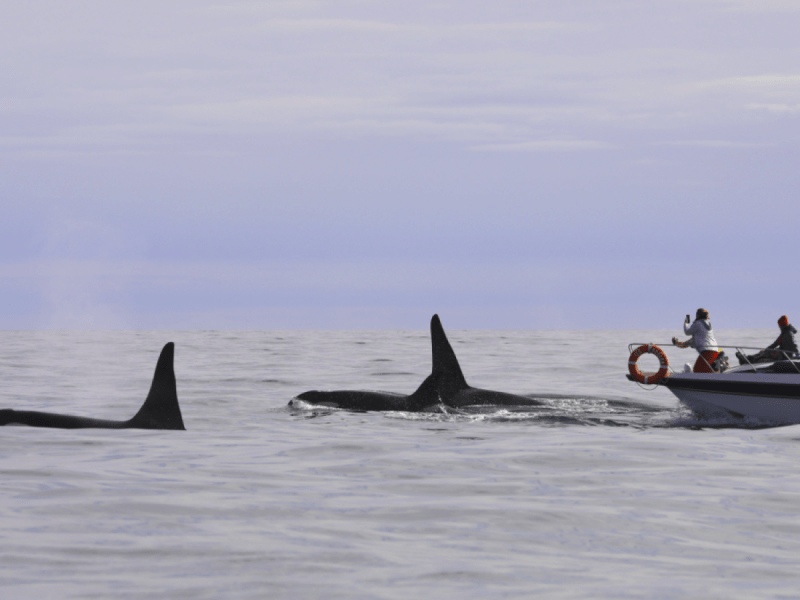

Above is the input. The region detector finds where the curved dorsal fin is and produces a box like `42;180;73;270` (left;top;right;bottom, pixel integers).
430;314;468;399
405;373;440;409
128;342;185;430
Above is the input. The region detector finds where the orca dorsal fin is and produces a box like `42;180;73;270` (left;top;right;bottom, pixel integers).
128;343;185;430
406;373;441;409
430;314;469;398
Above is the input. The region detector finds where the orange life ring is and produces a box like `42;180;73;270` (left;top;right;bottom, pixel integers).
628;344;669;384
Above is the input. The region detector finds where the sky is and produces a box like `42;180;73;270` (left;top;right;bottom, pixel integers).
2;0;799;330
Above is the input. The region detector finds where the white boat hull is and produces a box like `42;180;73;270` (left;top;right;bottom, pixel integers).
659;371;800;424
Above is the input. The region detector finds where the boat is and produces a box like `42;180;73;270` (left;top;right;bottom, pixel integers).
626;343;800;423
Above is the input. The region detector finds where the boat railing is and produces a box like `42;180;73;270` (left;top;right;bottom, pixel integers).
627;343;800;375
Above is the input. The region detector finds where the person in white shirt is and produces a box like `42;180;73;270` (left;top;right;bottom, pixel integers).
672;308;721;373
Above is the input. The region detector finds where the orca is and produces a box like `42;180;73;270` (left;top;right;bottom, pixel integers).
292;314;543;412
0;343;185;430
430;314;543;408
292;373;440;412
292;316;448;411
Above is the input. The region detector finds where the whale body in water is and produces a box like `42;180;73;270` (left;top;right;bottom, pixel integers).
293;373;441;412
292;315;543;411
0;342;185;430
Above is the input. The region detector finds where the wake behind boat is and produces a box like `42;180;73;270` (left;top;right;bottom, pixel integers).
626;342;800;424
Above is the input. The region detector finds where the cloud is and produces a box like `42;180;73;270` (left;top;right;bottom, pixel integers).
656;140;774;148
703;74;800;93
247;18;590;36
470;140;613;152
747;103;800;113
682;0;800;11
2;0;798;159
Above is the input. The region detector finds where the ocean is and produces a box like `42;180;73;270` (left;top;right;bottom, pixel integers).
2;327;800;599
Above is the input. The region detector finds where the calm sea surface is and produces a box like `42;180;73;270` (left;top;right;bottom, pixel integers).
2;328;800;599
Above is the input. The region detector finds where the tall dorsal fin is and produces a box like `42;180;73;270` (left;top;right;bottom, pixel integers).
128;343;185;430
430;314;469;399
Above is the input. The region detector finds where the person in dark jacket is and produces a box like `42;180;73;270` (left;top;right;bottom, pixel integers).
736;315;799;364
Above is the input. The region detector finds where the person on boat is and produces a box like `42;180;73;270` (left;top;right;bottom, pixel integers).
736;315;799;364
672;308;720;373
